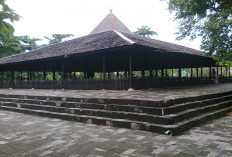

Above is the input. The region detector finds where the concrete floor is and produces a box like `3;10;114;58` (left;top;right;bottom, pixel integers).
0;83;232;101
0;110;231;157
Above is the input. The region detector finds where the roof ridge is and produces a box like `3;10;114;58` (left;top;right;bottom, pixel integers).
113;30;135;45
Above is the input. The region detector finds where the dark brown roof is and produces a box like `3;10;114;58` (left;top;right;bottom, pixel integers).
0;12;212;66
90;12;132;34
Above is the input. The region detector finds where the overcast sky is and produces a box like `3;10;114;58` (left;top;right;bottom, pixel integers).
7;0;202;50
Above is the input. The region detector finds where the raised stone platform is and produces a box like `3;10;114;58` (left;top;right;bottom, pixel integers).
0;83;232;135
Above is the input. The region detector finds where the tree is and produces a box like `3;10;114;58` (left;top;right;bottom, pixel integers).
0;0;20;36
44;34;73;45
17;36;41;51
166;0;232;65
0;0;20;57
134;25;158;38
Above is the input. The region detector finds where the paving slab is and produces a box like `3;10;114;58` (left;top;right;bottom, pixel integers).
0;110;232;157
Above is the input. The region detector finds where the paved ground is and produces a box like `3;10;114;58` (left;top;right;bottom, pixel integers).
0;110;232;157
0;83;232;101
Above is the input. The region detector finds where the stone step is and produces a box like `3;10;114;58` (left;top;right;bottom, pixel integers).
0;104;231;135
0;90;232;107
163;94;232;115
0;92;232;117
1;98;231;125
0;101;171;124
0;97;163;115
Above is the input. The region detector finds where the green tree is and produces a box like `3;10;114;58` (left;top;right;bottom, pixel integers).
17;35;41;51
134;25;158;38
44;34;73;45
0;0;20;57
165;0;232;64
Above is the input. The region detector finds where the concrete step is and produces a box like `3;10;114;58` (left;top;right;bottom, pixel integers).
0;104;231;135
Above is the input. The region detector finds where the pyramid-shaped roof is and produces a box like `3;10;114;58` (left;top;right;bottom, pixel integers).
90;11;132;34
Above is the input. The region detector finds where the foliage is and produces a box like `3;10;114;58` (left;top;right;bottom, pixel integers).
44;34;73;45
165;0;232;65
17;35;41;51
0;0;20;57
0;0;20;36
134;25;158;38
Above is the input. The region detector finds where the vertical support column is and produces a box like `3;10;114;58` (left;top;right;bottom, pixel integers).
221;66;223;78
27;72;30;81
161;69;164;80
149;63;152;86
142;70;145;78
103;56;106;81
53;71;56;81
129;54;132;89
43;71;46;80
209;67;212;82
155;69;158;80
201;67;203;80
116;71;119;79
217;66;219;77
171;69;174;78
229;67;230;79
61;60;65;81
69;72;72;80
165;69;168;79
179;68;182;80
196;67;199;79
102;56;106;89
10;70;14;88
190;68;193;79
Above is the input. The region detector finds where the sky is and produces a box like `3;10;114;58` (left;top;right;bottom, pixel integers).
7;0;202;50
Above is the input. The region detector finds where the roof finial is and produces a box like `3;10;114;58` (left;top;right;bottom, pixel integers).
110;9;114;30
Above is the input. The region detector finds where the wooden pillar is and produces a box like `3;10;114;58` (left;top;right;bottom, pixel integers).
209;67;212;81
221;66;223;78
201;67;203;79
190;68;193;79
129;55;132;89
171;69;173;78
155;69;158;80
116;71;119;78
165;69;168;79
149;64;152;86
142;70;145;78
161;69;164;80
196;67;199;79
103;56;106;81
178;68;181;81
10;70;14;87
53;71;56;81
43;71;46;80
61;60;65;81
69;72;72;80
229;67;230;79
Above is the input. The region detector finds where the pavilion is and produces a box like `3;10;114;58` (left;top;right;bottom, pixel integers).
0;11;229;90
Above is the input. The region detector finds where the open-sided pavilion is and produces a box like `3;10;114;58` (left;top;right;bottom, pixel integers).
0;11;230;90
